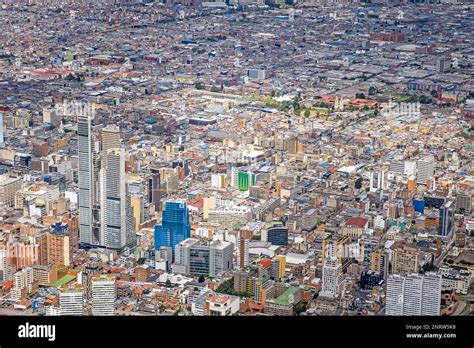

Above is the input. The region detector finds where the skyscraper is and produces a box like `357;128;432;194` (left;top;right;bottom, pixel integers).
78;113;100;246
386;273;441;316
0;112;4;148
150;168;161;212
101;124;120;153
154;201;190;257
100;148;136;250
439;198;455;238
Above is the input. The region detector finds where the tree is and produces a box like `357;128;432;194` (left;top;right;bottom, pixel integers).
195;82;204;90
354;177;363;189
355;93;366;99
368;86;377;96
165;279;172;287
431;89;438;97
198;275;205;283
137;257;145;265
304;109;311;117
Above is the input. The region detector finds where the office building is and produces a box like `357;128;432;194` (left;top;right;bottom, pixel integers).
101;124;120;153
78;113;100;246
60;285;84;316
360;271;383;290
154;201;191;258
173;238;233;277
371;250;388;279
266;226;289;246
320;258;343;299
416;158;435;184
238;171;256;191
150;169;161;212
0;112;4;148
272;255;286;280
439;199;455;238
369;169;386;192
455;192;472;214
100;148;136;250
209;240;233;277
91;275;116;316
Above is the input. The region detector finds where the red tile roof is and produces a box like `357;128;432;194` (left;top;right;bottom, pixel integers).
346;217;368;228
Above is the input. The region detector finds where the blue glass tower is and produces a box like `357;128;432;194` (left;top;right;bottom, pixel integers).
154;201;191;254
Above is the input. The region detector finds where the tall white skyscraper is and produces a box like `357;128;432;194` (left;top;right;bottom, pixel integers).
91;275;116;316
78;113;100;246
100;148;136;250
386;273;441;316
79;115;134;250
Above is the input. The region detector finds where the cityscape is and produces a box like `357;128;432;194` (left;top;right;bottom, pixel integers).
0;0;473;320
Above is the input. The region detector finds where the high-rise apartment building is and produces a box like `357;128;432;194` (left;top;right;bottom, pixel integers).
91;275;116;316
237;236;249;269
386;273;441;316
